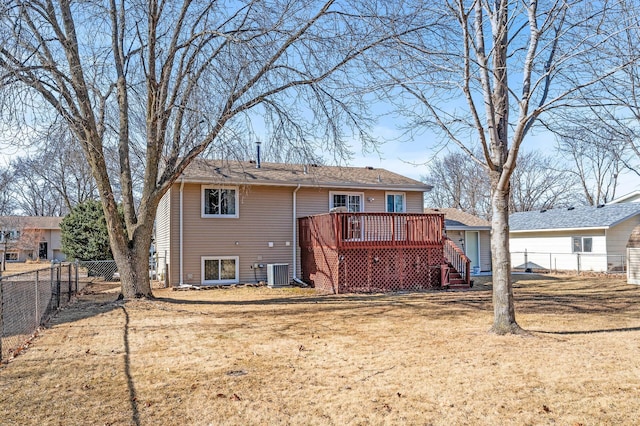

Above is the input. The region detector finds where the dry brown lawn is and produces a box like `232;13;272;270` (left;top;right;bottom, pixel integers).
3;261;53;275
1;274;640;425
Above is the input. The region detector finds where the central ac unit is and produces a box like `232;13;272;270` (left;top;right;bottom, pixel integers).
267;263;289;287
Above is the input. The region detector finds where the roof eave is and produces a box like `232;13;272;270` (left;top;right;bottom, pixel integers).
179;177;432;192
446;226;491;231
510;226;608;233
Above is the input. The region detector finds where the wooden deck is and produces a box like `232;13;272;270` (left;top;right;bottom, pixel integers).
299;213;470;293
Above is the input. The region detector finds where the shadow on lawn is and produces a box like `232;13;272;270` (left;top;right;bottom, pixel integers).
121;305;140;426
533;325;640;335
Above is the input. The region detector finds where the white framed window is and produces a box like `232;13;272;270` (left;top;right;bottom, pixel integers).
572;236;593;253
202;186;239;218
0;230;20;242
5;251;18;261
329;192;364;212
385;192;406;213
201;256;239;284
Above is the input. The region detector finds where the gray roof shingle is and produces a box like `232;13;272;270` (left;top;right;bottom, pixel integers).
0;216;63;230
424;208;491;229
509;203;640;232
179;159;431;191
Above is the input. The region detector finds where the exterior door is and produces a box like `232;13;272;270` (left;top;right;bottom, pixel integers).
465;231;480;271
39;242;48;260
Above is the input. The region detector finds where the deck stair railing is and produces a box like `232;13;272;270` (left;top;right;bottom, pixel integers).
442;237;471;287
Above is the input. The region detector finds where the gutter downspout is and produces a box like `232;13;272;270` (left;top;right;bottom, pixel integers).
179;178;185;286
292;184;304;284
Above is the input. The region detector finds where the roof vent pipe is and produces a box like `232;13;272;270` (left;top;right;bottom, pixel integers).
255;141;262;169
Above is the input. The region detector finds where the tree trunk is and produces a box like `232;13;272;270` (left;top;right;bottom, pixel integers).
111;235;153;299
489;184;523;335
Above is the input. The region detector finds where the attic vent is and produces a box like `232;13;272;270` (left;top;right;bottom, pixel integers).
310;163;319;167
366;166;374;170
567;207;575;211
597;204;605;208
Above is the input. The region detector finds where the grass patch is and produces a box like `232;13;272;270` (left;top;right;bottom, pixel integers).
1;274;639;425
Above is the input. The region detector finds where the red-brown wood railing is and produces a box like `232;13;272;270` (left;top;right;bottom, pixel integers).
443;237;471;285
299;212;445;249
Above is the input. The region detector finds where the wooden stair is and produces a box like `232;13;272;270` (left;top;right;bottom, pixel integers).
442;238;472;290
445;265;470;289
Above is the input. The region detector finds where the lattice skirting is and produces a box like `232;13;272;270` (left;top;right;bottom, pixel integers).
302;246;444;294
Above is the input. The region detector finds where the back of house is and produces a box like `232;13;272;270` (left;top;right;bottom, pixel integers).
154;159;431;287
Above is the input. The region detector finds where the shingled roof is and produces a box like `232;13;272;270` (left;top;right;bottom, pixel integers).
510;203;640;232
424;208;490;229
179;159;432;192
0;216;63;230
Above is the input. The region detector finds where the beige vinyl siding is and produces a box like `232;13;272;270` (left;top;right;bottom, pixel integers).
405;191;424;213
606;216;640;257
155;189;172;281
180;184;293;285
164;183;427;285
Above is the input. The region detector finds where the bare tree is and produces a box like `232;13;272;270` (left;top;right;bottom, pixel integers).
556;127;625;206
0;1;400;297
423;151;492;219
508;150;582;212
0;167;16;215
11;159;65;216
376;1;633;333
11;125;98;214
16;226;45;261
544;0;640;183
424;149;581;219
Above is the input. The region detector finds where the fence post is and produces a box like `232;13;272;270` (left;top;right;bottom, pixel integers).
56;264;61;308
35;270;39;326
68;263;72;302
577;253;581;274
75;260;79;293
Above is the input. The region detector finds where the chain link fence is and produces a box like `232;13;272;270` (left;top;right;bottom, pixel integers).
78;258;166;285
1;257;167;361
511;251;626;274
0;262;83;361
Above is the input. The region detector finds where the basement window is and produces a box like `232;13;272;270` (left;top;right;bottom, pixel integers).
201;256;239;285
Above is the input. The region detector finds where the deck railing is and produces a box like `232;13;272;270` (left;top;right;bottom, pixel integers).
299;212;445;249
443;237;471;285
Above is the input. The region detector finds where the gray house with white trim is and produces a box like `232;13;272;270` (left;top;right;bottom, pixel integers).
509;204;640;273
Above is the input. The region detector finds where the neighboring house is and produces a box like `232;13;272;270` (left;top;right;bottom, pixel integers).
607;189;640;204
155;159;443;288
0;216;65;267
509;204;640;273
425;208;492;273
